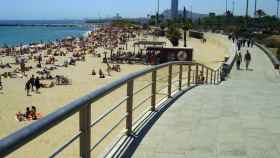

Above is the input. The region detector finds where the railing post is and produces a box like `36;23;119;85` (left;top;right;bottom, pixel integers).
206;68;209;84
214;71;216;84
151;70;157;111
210;71;213;84
195;64;199;84
126;80;134;135
201;65;205;84
217;68;220;83
168;64;172;97
179;65;183;91
187;64;191;86
79;104;91;158
192;71;195;84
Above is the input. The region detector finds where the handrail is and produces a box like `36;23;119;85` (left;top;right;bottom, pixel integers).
255;42;280;70
0;61;225;158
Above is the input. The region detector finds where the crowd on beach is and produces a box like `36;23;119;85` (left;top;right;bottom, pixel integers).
0;25;152;121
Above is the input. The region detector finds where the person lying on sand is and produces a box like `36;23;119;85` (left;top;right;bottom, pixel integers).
16;106;42;122
40;80;55;88
55;75;71;85
112;64;121;72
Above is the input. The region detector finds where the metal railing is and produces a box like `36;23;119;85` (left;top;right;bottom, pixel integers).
0;61;223;158
255;42;280;70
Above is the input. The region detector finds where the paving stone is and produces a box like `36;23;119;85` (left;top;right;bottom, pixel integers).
131;46;280;158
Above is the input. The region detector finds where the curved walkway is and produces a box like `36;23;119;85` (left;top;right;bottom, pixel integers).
130;46;280;158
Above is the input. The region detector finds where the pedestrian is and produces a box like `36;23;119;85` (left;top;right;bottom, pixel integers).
25;80;31;96
20;58;25;75
251;39;254;48
30;75;35;91
244;50;252;70
38;54;42;65
247;40;250;47
35;76;40;93
237;41;241;51
236;52;242;70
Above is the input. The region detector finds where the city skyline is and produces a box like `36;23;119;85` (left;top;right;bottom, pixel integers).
0;0;278;20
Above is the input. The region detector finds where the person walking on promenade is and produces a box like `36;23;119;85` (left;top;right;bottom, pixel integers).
237;41;241;51
244;50;252;70
236;52;242;70
251;39;254;48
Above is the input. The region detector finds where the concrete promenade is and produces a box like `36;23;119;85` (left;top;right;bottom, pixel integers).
130;46;280;158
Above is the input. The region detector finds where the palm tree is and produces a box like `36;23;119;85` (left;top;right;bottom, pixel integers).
166;24;181;46
182;21;192;47
256;9;266;17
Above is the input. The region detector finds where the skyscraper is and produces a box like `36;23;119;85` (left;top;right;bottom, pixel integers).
171;0;179;18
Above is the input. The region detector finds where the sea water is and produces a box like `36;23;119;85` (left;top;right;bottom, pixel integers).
0;20;90;47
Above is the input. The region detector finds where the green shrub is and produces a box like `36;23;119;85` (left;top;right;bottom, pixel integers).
277;48;280;60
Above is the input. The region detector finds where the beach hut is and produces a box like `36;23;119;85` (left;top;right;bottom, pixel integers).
146;47;193;64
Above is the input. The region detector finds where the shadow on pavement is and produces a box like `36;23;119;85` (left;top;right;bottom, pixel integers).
106;85;197;158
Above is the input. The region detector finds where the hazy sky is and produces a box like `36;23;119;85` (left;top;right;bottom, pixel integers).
0;0;278;20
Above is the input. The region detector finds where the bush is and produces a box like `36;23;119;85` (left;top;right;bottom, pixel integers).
277;48;280;60
166;25;182;46
262;36;280;48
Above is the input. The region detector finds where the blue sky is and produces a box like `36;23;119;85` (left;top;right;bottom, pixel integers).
0;0;277;20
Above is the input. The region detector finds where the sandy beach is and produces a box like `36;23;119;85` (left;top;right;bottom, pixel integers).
0;28;232;157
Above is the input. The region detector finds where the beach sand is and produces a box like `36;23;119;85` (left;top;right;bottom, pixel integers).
0;32;232;157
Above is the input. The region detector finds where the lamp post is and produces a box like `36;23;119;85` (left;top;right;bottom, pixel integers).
154;0;160;27
183;7;187;47
158;0;160;41
277;0;280;18
254;0;257;17
226;0;228;12
246;0;249;18
232;0;235;15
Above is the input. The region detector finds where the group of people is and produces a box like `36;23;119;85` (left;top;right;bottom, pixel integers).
229;35;254;71
236;50;252;70
25;75;41;96
237;39;254;51
16;106;42;122
91;68;106;78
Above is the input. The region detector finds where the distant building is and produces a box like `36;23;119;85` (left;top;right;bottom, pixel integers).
209;12;216;17
113;13;122;20
171;0;179;18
